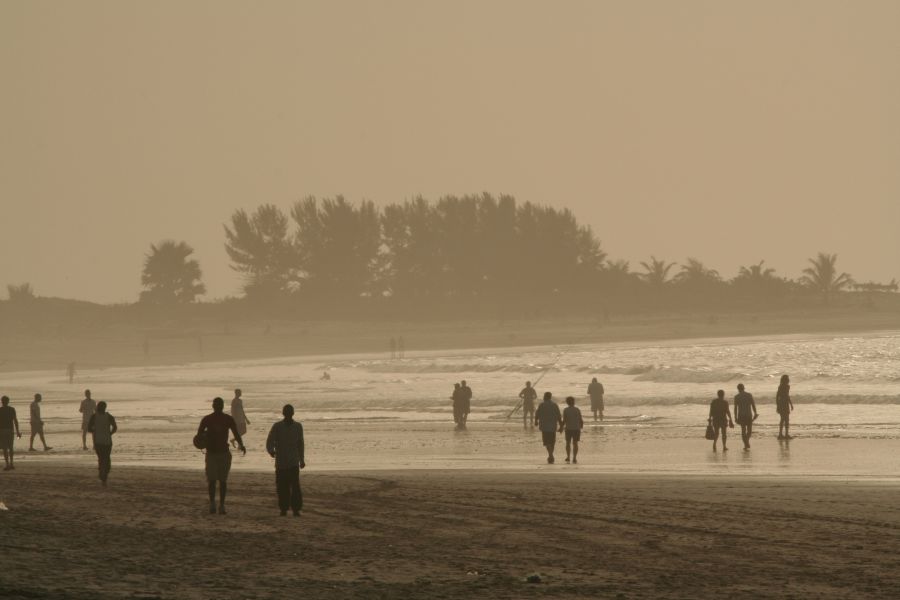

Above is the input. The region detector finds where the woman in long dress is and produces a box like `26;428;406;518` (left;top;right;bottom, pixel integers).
231;388;250;446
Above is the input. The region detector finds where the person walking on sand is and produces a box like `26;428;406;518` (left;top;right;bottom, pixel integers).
534;392;563;464
776;375;794;440
587;377;605;422
0;396;22;471
519;381;537;429
88;401;117;486
230;389;250;448
197;397;246;515
266;404;306;517
79;389;96;450
733;383;758;451
561;396;584;464
29;394;52;451
708;390;734;452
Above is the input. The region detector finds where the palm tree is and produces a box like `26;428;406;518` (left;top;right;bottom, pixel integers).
675;257;720;285
800;252;853;304
140;241;206;304
737;260;776;282
639;256;676;288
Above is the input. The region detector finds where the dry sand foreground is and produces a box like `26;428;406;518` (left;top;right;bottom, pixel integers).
2;466;900;599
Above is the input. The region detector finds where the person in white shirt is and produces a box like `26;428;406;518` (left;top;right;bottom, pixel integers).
230;389;250;448
561;396;584;464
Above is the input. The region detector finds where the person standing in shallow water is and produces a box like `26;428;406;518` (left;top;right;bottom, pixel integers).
733;383;758;450
587;378;605;422
197;397;246;515
518;381;537;429
0;396;22;471
266;404;306;516
776;375;794;440
29;394;51;451
561;396;584;464
79;389;96;450
230;389;250;448
534;392;563;464
708;390;734;452
88;401;117;486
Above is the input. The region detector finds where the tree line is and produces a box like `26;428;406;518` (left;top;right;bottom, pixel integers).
7;194;897;316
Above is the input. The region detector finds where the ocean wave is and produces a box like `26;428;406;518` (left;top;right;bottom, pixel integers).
634;367;747;384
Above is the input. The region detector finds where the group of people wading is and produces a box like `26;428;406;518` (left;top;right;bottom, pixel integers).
707;375;795;452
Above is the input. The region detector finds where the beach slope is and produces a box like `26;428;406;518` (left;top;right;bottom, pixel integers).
2;466;899;598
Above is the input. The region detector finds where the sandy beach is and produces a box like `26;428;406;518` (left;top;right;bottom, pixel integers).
2;464;900;599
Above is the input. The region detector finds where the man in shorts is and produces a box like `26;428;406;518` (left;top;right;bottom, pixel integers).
88;401;117;486
733;383;758;450
708;389;734;452
518;381;537;429
534;392;563;464
79;389;96;450
561;396;584;464
29;393;51;452
0;396;22;471
197;397;246;514
587;377;605;422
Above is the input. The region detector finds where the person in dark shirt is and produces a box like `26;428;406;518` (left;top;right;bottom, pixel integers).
88;401;117;486
518;381;537;430
733;383;758;451
459;380;472;429
266;404;306;516
707;389;734;452
534;392;563;464
0;396;22;471
197;397;245;514
587;378;605;422
776;374;794;440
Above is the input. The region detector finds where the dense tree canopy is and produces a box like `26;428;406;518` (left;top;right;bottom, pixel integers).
140;241;206;304
216;193;885;316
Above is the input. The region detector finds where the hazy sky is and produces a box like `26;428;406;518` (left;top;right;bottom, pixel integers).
2;1;898;303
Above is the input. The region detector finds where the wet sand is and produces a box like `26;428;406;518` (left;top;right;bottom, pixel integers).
2;464;900;599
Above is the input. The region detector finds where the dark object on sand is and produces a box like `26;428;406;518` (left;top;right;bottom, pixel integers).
193;432;208;450
526;574;542;584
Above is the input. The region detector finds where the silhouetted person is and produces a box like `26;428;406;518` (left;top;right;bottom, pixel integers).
390;337;397;360
230;389;250;448
321;371;331;381
518;381;537;429
534;392;563;464
587;377;605;422
459;380;472;429
733;383;758;450
452;383;464;429
0;396;22;471
776;375;794;440
29;394;51;451
79;389;96;450
67;362;76;384
142;338;150;358
266;404;306;516
88;401;117;486
708;389;734;452
398;336;405;359
197;397;246;514
562;396;584;464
